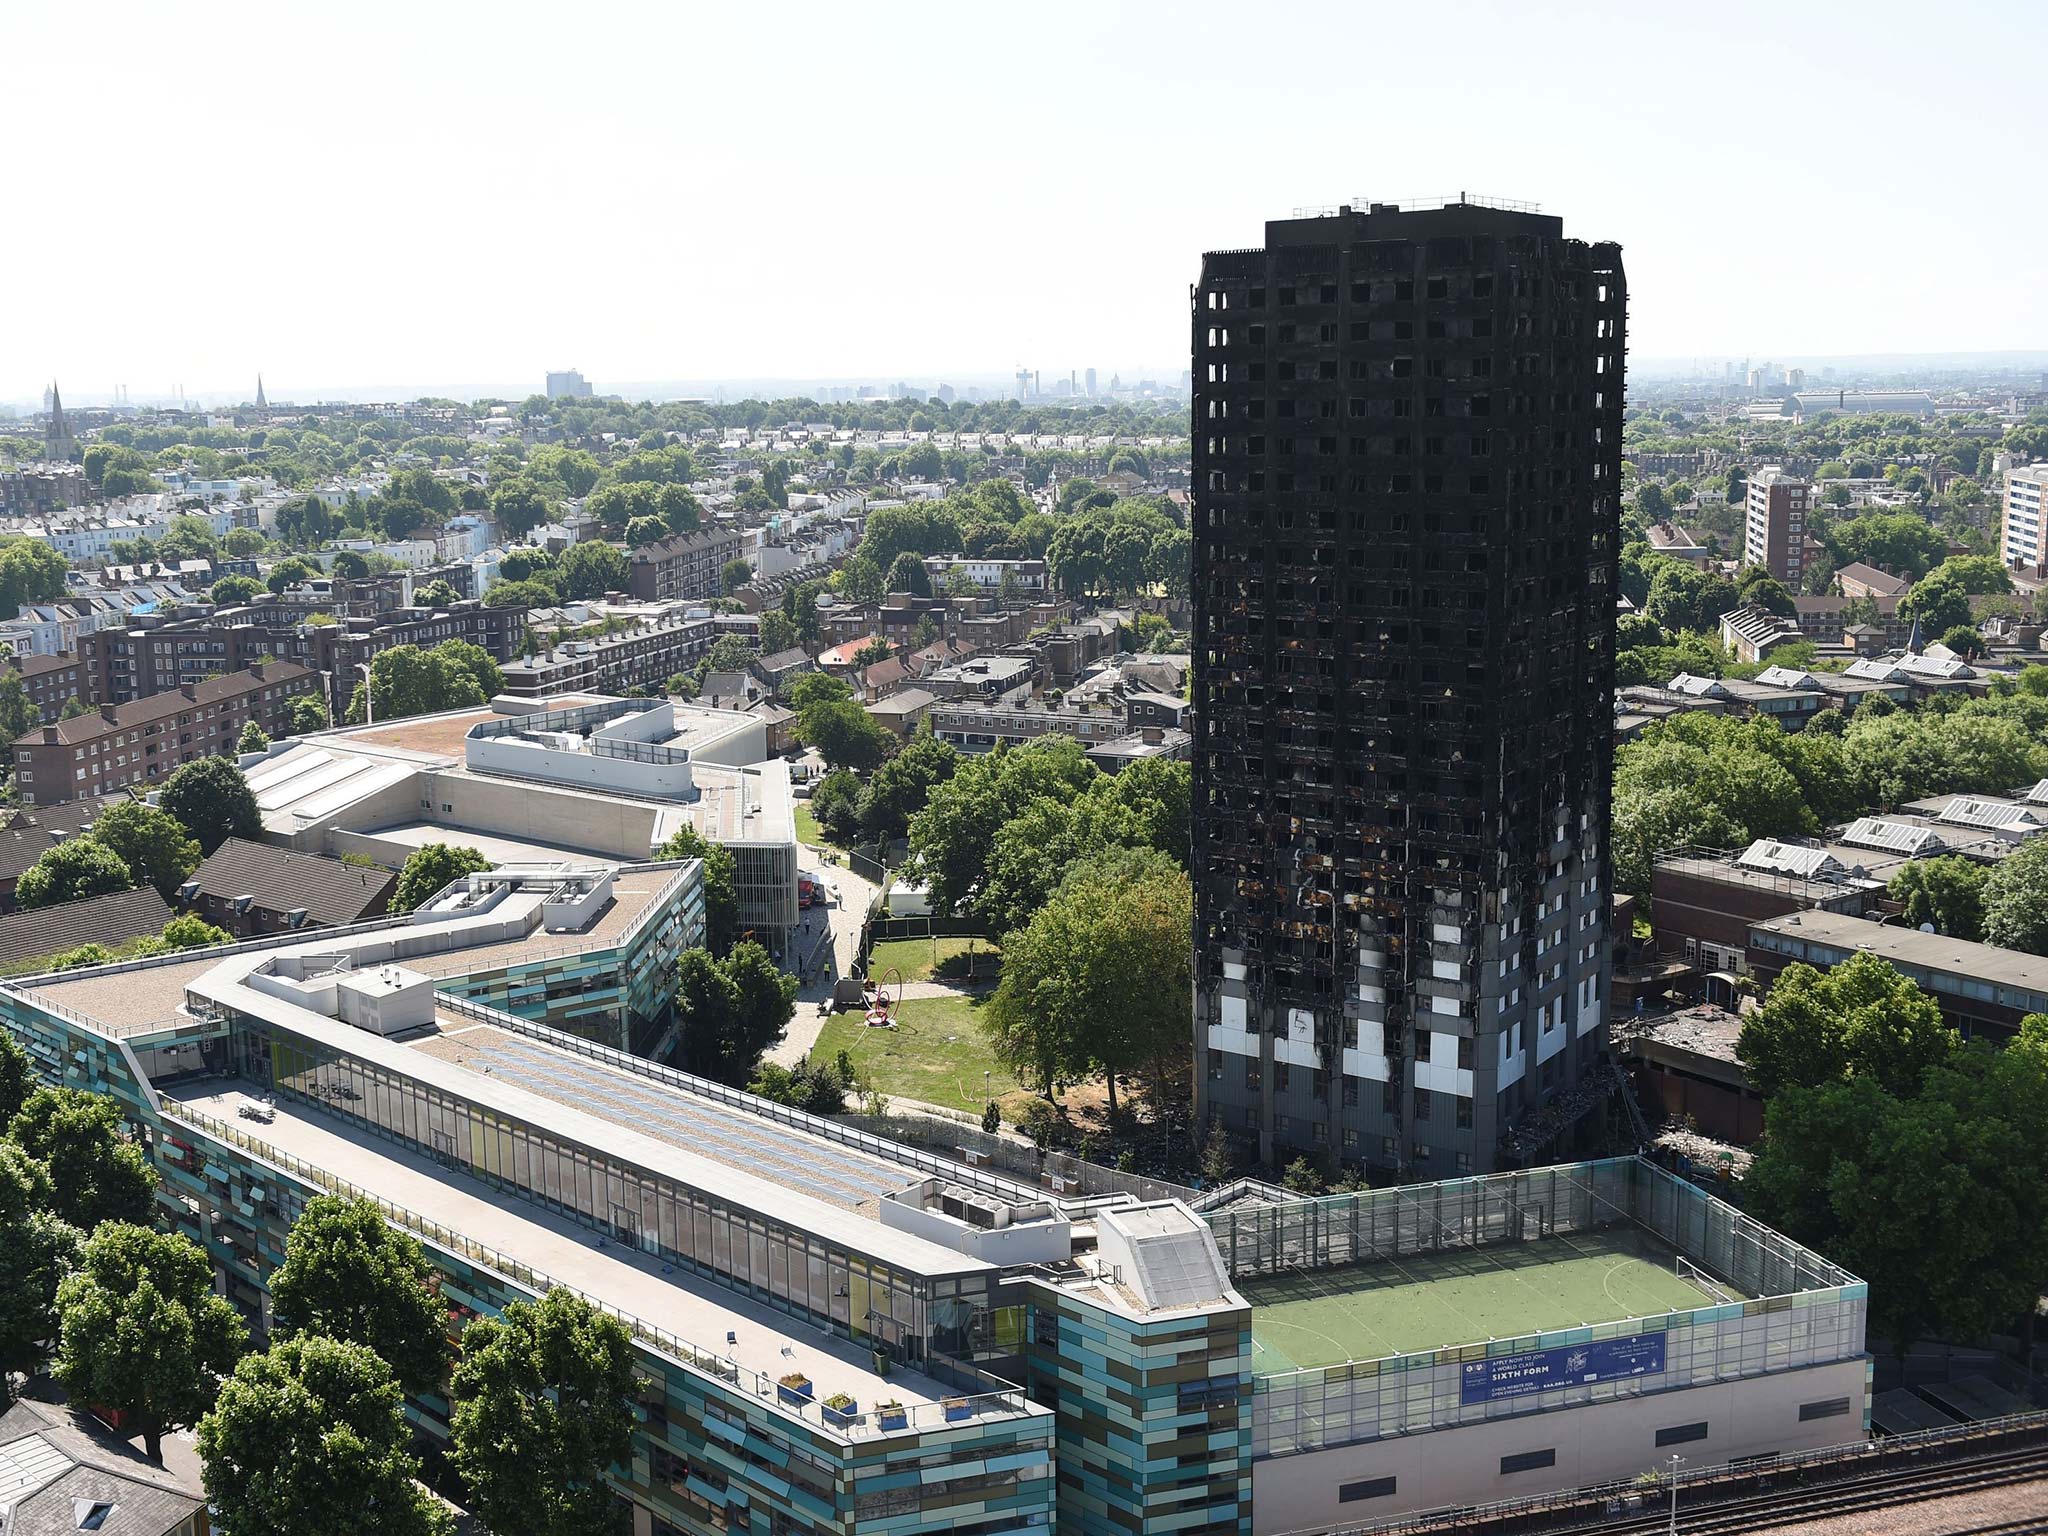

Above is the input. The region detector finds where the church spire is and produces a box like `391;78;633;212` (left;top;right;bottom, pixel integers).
255;373;267;409
44;380;75;463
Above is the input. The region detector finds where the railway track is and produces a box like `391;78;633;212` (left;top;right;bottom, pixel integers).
1538;1441;2048;1535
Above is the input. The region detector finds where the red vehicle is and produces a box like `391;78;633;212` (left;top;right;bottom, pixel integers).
798;874;821;909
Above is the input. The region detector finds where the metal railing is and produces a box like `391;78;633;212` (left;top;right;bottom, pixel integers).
435;993;1041;1206
157;1098;1034;1441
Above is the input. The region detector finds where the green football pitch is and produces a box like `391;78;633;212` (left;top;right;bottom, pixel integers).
1243;1226;1740;1372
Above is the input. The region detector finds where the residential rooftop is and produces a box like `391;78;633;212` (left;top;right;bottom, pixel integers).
1752;907;2048;994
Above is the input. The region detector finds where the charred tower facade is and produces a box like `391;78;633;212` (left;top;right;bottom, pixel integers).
1191;201;1625;1179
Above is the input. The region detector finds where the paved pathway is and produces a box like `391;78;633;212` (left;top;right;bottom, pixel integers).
769;846;881;1067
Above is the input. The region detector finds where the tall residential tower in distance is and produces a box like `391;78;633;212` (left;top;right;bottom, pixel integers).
1190;200;1626;1180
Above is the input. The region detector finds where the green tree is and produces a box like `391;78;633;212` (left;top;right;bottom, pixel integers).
159;913;232;951
269;1194;448;1395
673;943;794;1085
1643;562;1740;632
624;514;668;549
796;697;893;772
886;550;932;597
489;478;554;539
8;1085;159;1229
484;578;558;609
1733;567;1796;617
0;1141;83;1387
1827;513;1948;579
1925;554;2012;595
554;540;629;601
15;837;134;909
653;825;738;953
984;855;1192;1116
266;556;320;595
200;1334;453;1536
160;757;261;854
414;578;461;607
757;609;798;654
834;554;884;605
1745;1030;2048;1352
856;731;958;843
210;574;264;606
55;1223;246;1461
391;843;492;914
903;738;1101;916
721;557;753;596
0;539;68;614
0;672;33;742
1887;856;1989;941
852;637;893;667
350;641;503;723
810;769;863;843
450;1288;636;1536
290;694;331;734
236;720;270;754
1981;836;2048;955
1734;953;1958;1099
91;800;201;898
0;1030;34;1126
1896;572;1971;635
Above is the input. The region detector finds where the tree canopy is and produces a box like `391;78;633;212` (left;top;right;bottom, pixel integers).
449;1288;636;1536
161;756;262;854
673;943;795;1085
15;838;134;910
983;851;1192;1116
391;843;492;914
8;1085;159;1229
199;1335;453;1536
1735;952;1959;1099
268;1194;449;1395
55;1223;246;1461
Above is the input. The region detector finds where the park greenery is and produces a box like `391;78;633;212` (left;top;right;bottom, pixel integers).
1613;678;2048;893
673;942;798;1086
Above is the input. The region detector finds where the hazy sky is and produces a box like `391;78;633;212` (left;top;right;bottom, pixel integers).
5;0;2042;405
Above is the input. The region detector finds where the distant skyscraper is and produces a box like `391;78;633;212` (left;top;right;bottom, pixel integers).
43;380;75;462
1191;201;1626;1179
545;369;594;400
1014;367;1031;401
1085;368;1097;397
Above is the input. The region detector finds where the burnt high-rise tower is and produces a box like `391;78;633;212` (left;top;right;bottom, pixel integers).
1190;200;1625;1179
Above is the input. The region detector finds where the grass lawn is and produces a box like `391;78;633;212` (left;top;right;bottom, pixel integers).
811;994;1031;1118
793;803;825;846
866;936;1001;986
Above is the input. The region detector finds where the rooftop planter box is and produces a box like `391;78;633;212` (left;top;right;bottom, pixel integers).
875;1400;907;1431
822;1392;859;1427
776;1372;814;1406
942;1396;972;1422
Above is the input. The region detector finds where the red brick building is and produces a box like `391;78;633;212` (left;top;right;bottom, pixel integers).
11;661;319;806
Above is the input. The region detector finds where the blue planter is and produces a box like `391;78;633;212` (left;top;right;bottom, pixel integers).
876;1406;908;1431
943;1399;972;1422
822;1399;859;1427
776;1380;814;1407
